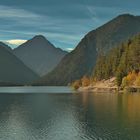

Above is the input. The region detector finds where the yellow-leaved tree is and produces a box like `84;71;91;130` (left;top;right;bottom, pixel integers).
135;72;140;86
81;76;90;87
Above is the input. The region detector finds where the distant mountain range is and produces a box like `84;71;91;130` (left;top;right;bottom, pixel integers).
14;35;67;76
35;14;140;85
0;35;67;85
0;13;140;86
0;43;38;85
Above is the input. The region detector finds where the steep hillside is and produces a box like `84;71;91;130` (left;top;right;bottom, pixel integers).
35;14;140;85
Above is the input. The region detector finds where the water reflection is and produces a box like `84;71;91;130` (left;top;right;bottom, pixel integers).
79;92;140;139
0;91;140;139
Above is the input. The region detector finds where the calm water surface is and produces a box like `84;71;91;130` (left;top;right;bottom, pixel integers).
0;86;140;140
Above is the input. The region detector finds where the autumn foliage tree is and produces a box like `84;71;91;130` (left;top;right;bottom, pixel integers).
72;80;82;89
121;70;140;87
81;76;90;87
135;72;140;86
126;70;137;85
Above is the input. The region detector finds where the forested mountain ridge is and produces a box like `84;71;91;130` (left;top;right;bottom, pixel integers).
72;34;140;90
35;14;140;86
93;33;140;86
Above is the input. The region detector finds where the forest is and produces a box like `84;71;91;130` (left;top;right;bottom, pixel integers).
72;34;140;89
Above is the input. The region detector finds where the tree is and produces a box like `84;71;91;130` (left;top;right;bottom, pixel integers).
135;72;140;86
116;70;125;87
121;77;129;88
81;76;90;87
72;80;81;89
126;70;137;85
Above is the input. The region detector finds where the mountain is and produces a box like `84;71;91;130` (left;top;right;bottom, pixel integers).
13;35;68;76
35;14;140;86
93;33;140;82
0;42;39;85
0;42;12;52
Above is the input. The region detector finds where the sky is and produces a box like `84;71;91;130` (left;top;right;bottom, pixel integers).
0;0;140;51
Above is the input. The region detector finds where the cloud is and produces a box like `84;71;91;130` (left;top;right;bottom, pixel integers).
66;47;74;52
2;2;139;51
0;5;40;19
6;39;27;45
0;4;95;50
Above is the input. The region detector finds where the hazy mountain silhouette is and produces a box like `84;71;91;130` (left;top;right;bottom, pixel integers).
14;35;67;76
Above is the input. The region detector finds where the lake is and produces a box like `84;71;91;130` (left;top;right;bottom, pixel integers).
0;86;140;140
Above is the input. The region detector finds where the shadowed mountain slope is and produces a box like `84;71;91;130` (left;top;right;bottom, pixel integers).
0;43;39;85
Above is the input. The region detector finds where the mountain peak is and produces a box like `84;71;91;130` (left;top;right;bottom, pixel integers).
116;14;137;20
118;13;134;17
32;35;47;41
14;35;68;76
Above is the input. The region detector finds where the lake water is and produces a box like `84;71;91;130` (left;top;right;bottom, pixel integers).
0;87;140;140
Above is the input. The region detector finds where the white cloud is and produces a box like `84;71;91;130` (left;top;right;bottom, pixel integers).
66;47;74;51
0;5;40;19
6;39;27;45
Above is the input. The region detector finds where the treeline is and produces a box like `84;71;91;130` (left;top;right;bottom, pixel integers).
93;34;140;86
72;34;140;89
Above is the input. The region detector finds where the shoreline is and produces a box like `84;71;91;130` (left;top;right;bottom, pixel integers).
76;77;140;93
77;86;140;93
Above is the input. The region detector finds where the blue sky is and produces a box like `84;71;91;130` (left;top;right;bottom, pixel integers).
0;0;140;51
